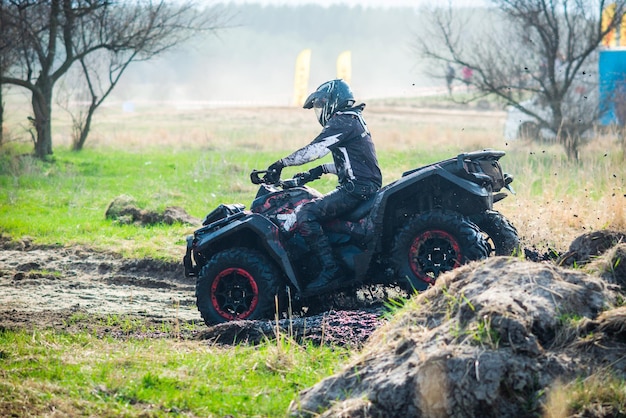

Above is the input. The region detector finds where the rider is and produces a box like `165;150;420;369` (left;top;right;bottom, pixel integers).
265;79;382;293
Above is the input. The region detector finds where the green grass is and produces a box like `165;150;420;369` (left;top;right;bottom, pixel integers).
502;142;625;200
543;373;626;417
0;139;458;260
0;103;625;417
0;328;350;417
1;102;624;258
0;145;290;259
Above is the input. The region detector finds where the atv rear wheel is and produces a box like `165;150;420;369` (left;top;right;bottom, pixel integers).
196;247;283;325
470;210;520;256
391;210;489;292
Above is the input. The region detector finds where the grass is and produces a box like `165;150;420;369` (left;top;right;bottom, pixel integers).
544;374;626;418
1;102;624;259
0;328;350;417
0;144;278;259
1;99;625;416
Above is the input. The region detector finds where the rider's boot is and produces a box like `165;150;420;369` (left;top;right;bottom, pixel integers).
305;235;340;293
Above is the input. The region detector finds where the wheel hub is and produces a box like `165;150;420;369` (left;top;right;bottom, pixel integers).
409;230;462;283
211;268;259;320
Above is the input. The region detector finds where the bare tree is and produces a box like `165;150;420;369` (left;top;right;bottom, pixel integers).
420;0;625;160
0;2;22;146
0;1;226;159
0;6;5;146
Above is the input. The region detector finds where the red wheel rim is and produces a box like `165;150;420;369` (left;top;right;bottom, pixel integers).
408;230;463;284
211;267;259;320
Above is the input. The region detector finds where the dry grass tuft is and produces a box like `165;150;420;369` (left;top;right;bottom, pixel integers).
542;369;626;418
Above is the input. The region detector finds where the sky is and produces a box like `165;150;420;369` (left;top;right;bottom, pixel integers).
220;0;491;7
114;0;495;105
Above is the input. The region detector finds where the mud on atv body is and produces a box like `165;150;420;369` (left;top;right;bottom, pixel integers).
184;149;519;325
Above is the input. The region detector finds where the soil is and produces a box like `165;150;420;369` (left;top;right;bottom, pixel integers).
0;230;621;348
0;242;200;339
0;239;384;346
2;232;626;416
289;244;626;417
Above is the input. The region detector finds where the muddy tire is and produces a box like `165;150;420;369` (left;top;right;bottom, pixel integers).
470;210;520;256
196;247;283;325
391;210;489;292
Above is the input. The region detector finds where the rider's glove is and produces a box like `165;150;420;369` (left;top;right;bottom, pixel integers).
294;165;324;185
266;160;284;183
309;165;324;179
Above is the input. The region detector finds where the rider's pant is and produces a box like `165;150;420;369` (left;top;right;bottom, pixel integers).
296;186;362;240
296;180;378;241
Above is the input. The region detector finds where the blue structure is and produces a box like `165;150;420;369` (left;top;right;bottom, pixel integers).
599;48;626;126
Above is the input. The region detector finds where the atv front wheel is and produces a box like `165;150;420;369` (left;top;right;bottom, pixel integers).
470;210;520;256
391;210;489;292
196;247;283;325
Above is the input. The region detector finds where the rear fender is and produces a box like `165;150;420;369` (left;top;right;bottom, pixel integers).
372;165;491;219
188;214;301;290
435;167;491;199
367;165;492;252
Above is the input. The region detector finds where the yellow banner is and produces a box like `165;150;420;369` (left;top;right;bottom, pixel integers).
602;3;617;47
293;49;311;107
621;12;626;46
336;51;352;84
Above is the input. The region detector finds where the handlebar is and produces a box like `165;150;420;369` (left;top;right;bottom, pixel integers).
250;169;268;185
250;169;305;188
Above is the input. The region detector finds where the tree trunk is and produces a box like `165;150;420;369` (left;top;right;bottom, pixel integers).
563;133;580;161
0;83;4;146
550;102;580;161
72;102;96;151
32;80;53;159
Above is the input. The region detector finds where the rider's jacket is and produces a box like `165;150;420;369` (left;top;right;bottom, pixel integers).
280;104;382;189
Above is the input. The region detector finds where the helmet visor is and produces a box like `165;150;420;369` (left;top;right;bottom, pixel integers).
313;97;327;123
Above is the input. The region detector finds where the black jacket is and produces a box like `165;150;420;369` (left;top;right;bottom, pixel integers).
280;104;382;188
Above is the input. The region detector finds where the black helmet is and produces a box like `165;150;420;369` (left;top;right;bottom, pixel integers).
303;79;355;126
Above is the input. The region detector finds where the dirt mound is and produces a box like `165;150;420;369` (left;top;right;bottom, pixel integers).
557;230;626;267
585;240;626;278
288;255;625;417
105;194;200;226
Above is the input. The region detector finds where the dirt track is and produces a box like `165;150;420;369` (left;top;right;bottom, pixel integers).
0;244;200;336
0;231;622;349
0;243;383;345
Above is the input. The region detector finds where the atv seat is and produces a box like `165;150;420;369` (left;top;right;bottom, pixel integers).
341;197;377;222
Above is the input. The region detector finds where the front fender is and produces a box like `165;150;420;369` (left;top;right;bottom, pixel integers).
188;214;301;290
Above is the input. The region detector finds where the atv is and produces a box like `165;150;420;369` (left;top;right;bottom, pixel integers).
184;149;519;325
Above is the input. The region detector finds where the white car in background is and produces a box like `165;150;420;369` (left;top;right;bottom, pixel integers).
504;70;600;142
503;98;556;142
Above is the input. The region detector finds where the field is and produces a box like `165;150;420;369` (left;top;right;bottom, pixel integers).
1;100;625;416
2;102;624;257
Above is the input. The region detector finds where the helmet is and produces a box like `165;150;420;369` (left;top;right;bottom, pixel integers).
303;79;355;126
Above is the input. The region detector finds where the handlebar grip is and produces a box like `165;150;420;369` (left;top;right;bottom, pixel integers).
250;170;266;185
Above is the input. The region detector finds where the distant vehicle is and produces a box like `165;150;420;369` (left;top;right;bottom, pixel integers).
504;98;556;142
505;49;626;142
504;83;598;142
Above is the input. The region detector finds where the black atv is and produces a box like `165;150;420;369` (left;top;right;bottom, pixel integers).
184;149;519;325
